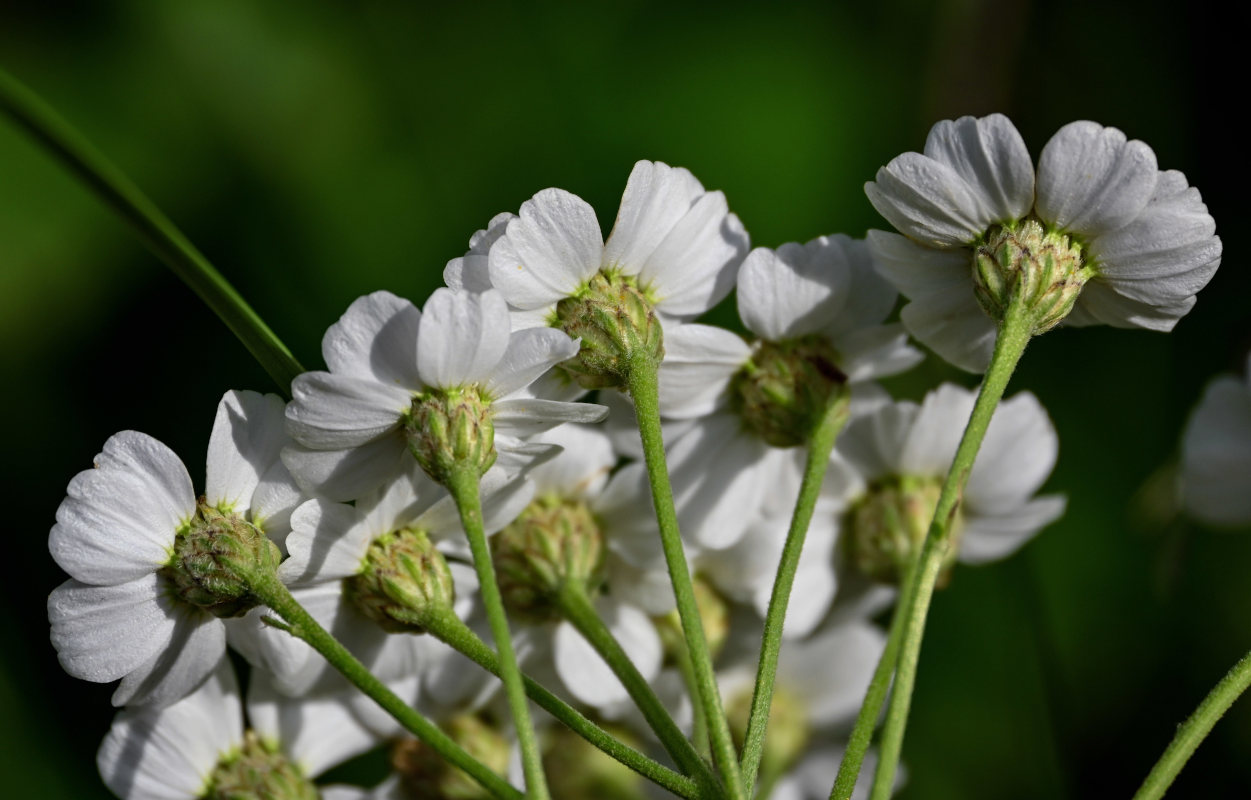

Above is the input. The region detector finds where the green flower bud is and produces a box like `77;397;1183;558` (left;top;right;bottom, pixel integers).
205;730;318;800
345;528;457;634
405;386;496;484
162;500;279;618
729;335;851;448
551;269;664;390
727;687;809;780
972;218;1096;334
654;575;730;664
843;475;963;586
544;723;644;800
391;715;510;800
492;495;606;622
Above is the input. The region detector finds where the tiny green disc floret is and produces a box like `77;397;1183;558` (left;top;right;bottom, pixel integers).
391;715;510;800
844;475;964;586
730;335;851;448
204;730;317;800
551;269;664;389
491;494;606;622
973;218;1095;333
164;501;279;618
404;385;496;484
346;528;457;634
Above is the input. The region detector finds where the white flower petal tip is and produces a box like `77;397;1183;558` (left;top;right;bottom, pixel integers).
1181;366;1251;528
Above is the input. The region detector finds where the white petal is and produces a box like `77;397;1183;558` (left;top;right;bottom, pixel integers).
279;500;371;584
737;241;848;341
321;291;423;387
485;327;580;399
865;152;993;247
492;439;563;478
204;390;288;514
777;621;885;728
899;284;997;373
112;614;225;708
899;383;974;478
479;471;538;534
923;114;1034;223
280;434;409;503
247;673;379;777
595;463;668;571
656;323;748;419
1182;375;1251;527
224;606;317;691
835;401;919;483
249;459;305;544
489;188;604;309
1068;280;1196;331
418;289;512;388
1089;170;1221;304
98;662;242;800
835;325;925;383
836;235;902;331
493;397;609;435
865;229;970;300
286;372;410;449
966;391;1058;512
959;494;1067;564
1036;120;1158;237
48;575;178;685
526;424;617;498
553;601;662;708
642;193;748;319
604;160;705;273
51;468;186;586
667;416;771;548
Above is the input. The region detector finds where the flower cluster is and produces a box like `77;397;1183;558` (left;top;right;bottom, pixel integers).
47;114;1219;800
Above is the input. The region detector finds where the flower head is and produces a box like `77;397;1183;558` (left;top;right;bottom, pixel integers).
866;114;1221;371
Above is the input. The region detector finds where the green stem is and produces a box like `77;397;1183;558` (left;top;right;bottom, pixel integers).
245;572;521;800
828;557;914;800
0;66;303;394
740;390;850;794
446;466;550;800
868;300;1034;800
676;640;711;758
422;607;700;800
1133;649;1251;799
556;586;720;796
626;351;745;800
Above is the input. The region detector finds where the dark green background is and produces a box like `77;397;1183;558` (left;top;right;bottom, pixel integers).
3;1;1248;797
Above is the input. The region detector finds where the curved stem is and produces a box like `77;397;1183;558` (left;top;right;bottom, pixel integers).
740;390;850;793
446;466;550;800
556;586;720;797
245;572;521;800
422;608;700;799
1133;649;1251;800
868;301;1034;800
0;66;303;394
626;351;745;800
828;556;914;800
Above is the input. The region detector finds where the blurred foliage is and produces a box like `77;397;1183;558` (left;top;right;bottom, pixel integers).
2;0;1248;797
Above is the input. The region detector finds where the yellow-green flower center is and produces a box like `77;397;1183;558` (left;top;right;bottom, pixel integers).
346;528;457;634
729;335;850;448
550;269;664;390
972;218;1096;333
843;475;963;586
164;500;278;618
203;730;317;800
391;715;510;800
404;385;496;484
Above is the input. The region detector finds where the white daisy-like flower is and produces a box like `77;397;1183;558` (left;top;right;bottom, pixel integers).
1181;353;1251;528
826;383;1067;591
649;234;921;548
97;661;376;800
232;464;534;697
866;113;1222;372
444;212;515;294
282;287;607;501
455;160;748;389
48;390;302;707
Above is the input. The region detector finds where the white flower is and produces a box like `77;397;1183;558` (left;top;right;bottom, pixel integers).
828;383;1067;590
647;235;921;548
866;114;1222;371
97;661;376;799
1181;353;1251;527
48;391;301;707
283;287;607;500
444;212;515;294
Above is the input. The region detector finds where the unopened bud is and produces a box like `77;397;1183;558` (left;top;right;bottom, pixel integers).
163;500;279;618
843;475;963;586
973;218;1095;333
552;269;664;389
654;576;730;663
391;715;509;800
206;730;317;800
727;687;809;779
492;495;605;622
345;528;457;634
730;336;851;448
405;386;496;484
